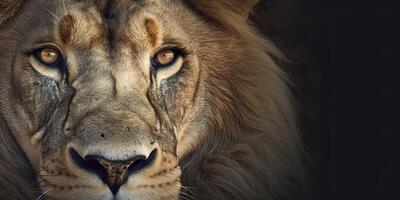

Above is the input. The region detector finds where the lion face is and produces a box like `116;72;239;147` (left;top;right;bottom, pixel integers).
1;1;211;199
1;0;307;200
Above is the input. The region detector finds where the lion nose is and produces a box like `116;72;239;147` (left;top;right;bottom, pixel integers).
69;148;158;195
87;155;145;194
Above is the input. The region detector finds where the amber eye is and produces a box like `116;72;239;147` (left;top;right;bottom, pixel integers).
33;46;63;67
152;49;179;68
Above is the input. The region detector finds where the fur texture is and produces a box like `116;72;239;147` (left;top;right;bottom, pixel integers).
0;0;306;199
0;0;23;24
1;2;39;199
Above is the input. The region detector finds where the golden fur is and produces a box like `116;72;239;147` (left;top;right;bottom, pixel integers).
0;0;306;199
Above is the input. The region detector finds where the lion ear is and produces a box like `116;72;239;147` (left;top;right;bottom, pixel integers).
0;0;24;26
190;0;259;19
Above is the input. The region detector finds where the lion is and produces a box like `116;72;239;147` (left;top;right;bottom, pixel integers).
0;0;306;199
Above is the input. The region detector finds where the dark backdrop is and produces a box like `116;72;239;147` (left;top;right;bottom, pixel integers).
253;0;400;199
318;1;399;200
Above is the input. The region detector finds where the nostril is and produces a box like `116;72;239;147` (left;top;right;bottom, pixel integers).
69;149;108;182
126;148;157;177
69;148;158;195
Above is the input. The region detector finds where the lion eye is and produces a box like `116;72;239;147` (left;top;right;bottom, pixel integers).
34;46;63;67
152;49;178;68
150;47;185;85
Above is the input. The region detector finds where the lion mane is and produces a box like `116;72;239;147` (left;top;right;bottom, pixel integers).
178;2;307;199
0;0;307;199
1;2;38;199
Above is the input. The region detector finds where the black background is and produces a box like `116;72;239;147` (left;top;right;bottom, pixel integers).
318;1;399;199
253;0;400;199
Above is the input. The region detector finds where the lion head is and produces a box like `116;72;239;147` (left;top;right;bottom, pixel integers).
0;0;306;199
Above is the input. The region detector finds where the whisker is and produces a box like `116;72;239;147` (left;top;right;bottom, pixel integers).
62;0;67;15
180;185;196;190
181;190;194;198
180;190;194;195
178;193;191;200
180;184;196;200
45;8;60;21
179;187;195;200
178;195;186;200
36;188;52;200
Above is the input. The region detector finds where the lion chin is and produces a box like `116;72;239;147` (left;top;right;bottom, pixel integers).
0;0;306;200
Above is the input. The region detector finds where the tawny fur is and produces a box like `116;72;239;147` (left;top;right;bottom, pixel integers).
179;2;307;199
0;1;307;199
